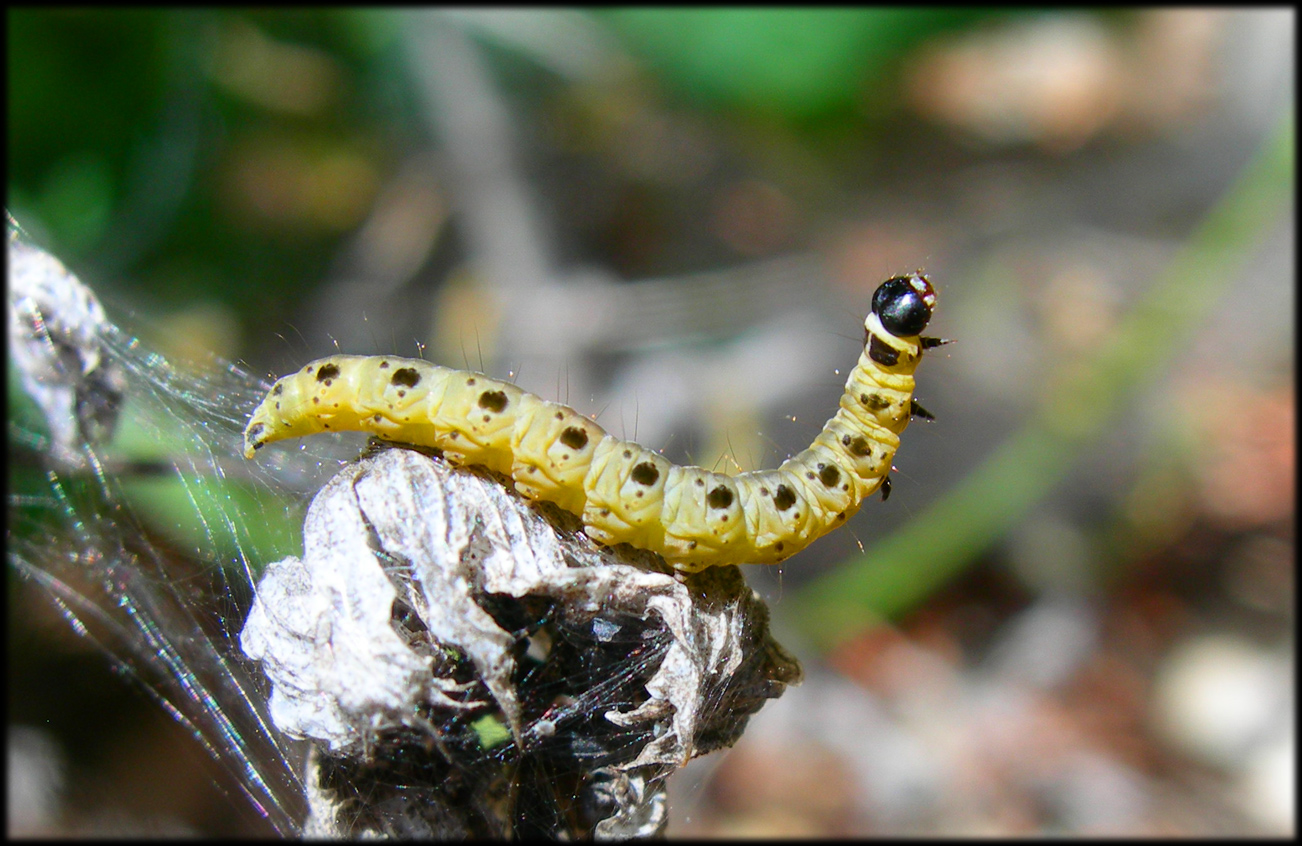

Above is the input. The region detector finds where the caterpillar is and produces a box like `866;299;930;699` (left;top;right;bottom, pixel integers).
244;274;942;572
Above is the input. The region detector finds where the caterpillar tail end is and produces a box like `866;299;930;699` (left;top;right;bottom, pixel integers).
243;419;266;460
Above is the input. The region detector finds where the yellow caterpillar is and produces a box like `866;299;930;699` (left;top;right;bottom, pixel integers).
244;274;942;572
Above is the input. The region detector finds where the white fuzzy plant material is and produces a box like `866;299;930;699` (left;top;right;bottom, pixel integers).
240;446;800;838
7;230;125;463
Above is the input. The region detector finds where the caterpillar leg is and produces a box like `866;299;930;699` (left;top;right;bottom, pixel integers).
910;399;935;421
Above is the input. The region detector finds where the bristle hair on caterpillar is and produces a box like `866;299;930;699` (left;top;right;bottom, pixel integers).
244;274;941;572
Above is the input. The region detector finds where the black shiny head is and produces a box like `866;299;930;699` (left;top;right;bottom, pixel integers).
871;274;936;338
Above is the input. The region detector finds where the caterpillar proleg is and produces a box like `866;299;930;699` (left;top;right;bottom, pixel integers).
244;274;940;571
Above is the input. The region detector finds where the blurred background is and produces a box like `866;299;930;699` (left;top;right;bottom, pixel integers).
7;8;1293;836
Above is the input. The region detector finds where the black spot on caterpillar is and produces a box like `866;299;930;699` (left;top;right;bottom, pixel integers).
244;273;940;571
707;485;734;510
479;390;509;414
559;426;589;451
630;461;660;486
391;367;421;388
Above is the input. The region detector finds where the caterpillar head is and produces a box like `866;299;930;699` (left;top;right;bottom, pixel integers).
870;273;935;338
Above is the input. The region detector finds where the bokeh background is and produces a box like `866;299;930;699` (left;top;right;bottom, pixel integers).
8;9;1293;836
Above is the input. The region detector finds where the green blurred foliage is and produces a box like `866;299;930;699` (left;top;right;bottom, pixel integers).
8;10;167;176
603;9;996;121
7;9;399;326
8;8;1010;326
116;473;301;570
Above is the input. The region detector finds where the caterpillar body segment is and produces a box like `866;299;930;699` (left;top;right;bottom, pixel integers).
426;372;524;474
243;273;939;571
660;467;749;569
508;395;607;514
581;438;673;550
